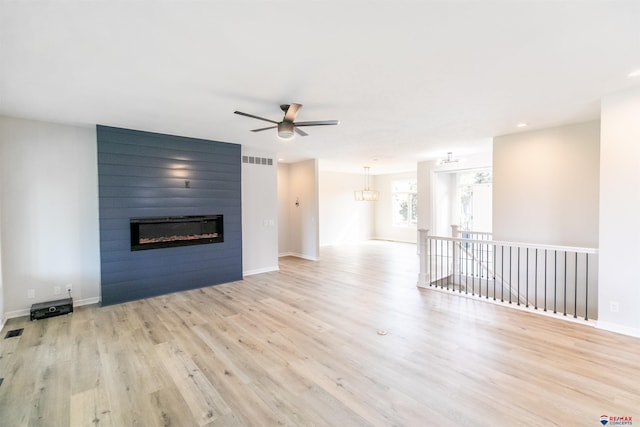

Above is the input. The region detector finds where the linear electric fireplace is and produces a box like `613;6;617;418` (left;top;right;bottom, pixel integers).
130;215;223;251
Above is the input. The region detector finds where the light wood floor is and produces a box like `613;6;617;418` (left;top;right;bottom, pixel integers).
1;241;638;426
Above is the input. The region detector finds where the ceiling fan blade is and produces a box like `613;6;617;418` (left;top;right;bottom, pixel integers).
284;103;303;122
294;127;309;136
294;120;340;127
250;125;278;132
234;111;279;124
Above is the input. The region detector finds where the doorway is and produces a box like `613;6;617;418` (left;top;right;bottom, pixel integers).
434;168;492;236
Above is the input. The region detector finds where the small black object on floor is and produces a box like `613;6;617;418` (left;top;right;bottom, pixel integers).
30;298;73;321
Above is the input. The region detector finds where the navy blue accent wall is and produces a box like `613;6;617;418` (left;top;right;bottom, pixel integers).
97;125;242;305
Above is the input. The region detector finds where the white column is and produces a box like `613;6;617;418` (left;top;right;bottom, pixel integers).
451;225;460;286
417;229;430;288
598;86;640;337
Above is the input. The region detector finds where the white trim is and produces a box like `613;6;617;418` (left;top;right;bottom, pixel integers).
243;265;279;276
75;297;101;307
596;321;640;338
416;275;429;288
2;297;100;322
371;236;416;244
278;252;319;261
426;234;598;255
4;308;30;320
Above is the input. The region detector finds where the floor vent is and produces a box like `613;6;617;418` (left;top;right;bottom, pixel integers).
4;328;24;339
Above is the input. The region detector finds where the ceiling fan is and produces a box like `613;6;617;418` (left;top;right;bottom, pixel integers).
234;103;339;139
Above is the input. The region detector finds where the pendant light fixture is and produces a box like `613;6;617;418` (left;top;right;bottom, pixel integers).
354;166;379;201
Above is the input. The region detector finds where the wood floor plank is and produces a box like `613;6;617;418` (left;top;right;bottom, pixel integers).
0;346;37;427
147;383;199;427
69;319;101;395
70;385;113;427
29;360;72;427
189;351;291;426
155;340;230;425
0;241;638;426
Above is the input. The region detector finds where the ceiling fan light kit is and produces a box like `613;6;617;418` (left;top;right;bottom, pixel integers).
277;122;294;139
234;103;339;139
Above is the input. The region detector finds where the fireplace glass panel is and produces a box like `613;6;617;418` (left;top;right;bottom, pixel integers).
130;215;223;251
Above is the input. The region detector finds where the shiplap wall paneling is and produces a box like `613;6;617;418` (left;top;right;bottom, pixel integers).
97;126;242;305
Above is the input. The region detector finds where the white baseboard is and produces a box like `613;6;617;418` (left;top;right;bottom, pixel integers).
420;285;598;328
4;307;30;320
279;252;319;261
416;275;428;288
596;321;640;338
243;265;279;276
371;236;418;244
3;296;100;323
75;296;100;307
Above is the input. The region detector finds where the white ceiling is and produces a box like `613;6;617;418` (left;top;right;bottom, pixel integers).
1;1;639;174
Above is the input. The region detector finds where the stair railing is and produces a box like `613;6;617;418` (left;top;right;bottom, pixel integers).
417;229;598;321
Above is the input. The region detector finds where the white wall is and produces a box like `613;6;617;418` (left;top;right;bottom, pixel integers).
434;172;456;236
278;163;292;256
241;149;278;275
417;162;431;231
319;171;374;246
0;116;101;317
277;163;291;255
373;172;417;243
598;87;640;337
278;160;319;260
0;175;4;329
493;121;600;247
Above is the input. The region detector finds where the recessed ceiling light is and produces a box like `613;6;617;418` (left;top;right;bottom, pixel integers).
516;122;528;128
628;69;640;78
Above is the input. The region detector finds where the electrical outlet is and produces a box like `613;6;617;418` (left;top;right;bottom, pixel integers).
65;284;73;292
27;289;35;299
54;286;61;295
610;301;619;313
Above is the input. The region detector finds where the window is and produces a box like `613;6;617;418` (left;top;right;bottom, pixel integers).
392;179;417;227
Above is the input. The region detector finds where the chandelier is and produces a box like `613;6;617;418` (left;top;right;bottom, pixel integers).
354;166;379;201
